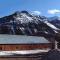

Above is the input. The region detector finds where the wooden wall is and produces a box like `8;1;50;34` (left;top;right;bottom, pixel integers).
0;43;52;51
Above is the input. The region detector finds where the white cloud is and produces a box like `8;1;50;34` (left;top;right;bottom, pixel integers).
48;9;60;14
31;11;41;15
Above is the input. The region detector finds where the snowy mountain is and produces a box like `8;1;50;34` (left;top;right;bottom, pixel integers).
0;10;60;41
48;16;60;28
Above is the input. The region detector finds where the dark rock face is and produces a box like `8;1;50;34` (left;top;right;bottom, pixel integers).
42;50;60;60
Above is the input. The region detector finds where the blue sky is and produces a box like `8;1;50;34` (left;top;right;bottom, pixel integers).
0;0;60;17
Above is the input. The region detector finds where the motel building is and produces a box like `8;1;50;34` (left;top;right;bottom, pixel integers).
0;34;54;56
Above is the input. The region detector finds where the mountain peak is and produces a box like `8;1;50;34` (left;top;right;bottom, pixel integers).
48;16;60;21
21;10;29;14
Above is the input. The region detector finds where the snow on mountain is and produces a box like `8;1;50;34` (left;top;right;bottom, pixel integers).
44;21;59;30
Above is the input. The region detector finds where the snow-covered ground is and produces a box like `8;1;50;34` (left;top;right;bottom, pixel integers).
0;49;50;56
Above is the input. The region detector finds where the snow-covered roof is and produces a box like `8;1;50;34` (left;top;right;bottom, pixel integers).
0;35;50;44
